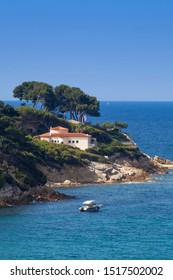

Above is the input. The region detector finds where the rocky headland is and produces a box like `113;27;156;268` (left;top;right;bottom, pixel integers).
0;149;170;207
0;101;172;206
43;151;168;187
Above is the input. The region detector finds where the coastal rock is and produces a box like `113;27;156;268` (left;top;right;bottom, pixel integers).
37;149;167;187
153;156;173;170
63;179;72;185
0;184;20;199
39;164;99;184
153;155;172;164
94;169;108;182
104;168;113;174
111;168;119;175
0;186;71;207
109;173;125;182
1;150;169;206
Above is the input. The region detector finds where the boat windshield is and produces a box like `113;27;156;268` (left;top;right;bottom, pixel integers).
83;200;96;205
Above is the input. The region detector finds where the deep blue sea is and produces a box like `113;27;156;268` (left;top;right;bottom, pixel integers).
1;101;173;260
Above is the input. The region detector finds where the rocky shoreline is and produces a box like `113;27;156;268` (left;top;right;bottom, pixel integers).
0;151;171;207
0;185;71;207
43;153;168;187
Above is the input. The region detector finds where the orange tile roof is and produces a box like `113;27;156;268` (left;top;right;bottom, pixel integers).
37;132;91;138
36;133;51;137
50;126;68;130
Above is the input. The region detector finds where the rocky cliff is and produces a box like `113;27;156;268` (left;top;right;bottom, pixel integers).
0;150;168;206
0;102;169;206
42;150;167;187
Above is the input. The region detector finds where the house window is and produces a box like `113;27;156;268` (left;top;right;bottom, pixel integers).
72;140;75;143
68;140;71;143
76;140;79;143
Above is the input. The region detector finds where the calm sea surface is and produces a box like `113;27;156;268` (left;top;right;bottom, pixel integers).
1;101;173;259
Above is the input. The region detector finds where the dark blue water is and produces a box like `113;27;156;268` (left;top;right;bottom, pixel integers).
1;101;173;259
90;101;173;160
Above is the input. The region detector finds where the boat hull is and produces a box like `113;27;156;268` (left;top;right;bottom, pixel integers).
79;206;100;212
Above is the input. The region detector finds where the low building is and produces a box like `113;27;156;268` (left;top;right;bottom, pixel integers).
36;126;96;150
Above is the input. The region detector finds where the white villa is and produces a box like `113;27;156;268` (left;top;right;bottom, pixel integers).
36;126;96;150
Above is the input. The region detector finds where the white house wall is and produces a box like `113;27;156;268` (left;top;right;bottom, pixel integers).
51;136;90;150
51;137;64;144
40;137;50;142
39;135;94;150
66;137;89;150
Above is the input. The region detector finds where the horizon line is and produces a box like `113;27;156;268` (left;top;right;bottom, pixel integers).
2;99;173;103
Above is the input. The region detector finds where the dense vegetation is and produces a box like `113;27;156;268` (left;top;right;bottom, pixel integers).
13;82;100;122
0;101;135;190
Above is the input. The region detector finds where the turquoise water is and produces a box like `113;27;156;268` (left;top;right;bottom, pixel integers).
1;101;173;259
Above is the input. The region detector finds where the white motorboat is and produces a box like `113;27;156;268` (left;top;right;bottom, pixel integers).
79;200;102;212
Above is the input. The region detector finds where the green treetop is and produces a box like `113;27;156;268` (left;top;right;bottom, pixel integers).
13;81;55;111
54;84;100;122
13;82;100;122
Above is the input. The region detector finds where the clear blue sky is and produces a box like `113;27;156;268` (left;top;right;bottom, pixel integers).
1;0;173;101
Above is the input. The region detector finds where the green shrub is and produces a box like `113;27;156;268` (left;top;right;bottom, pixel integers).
0;172;5;188
0;172;14;188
